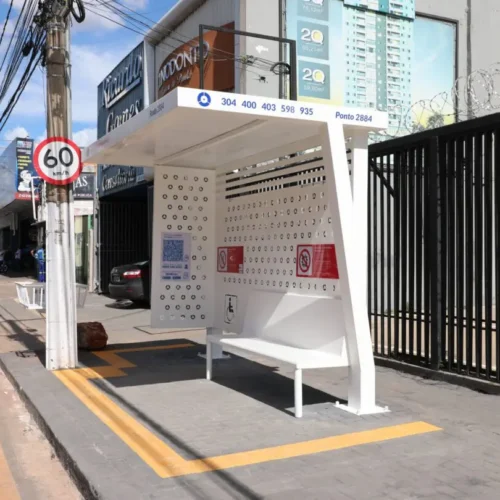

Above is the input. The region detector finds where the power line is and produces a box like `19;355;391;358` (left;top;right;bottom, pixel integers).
0;0;15;51
0;0;85;135
83;0;278;81
98;0;278;68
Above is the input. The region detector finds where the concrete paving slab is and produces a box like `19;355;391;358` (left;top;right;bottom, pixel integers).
1;335;500;500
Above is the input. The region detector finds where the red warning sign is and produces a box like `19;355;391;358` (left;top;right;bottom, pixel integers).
296;244;339;279
217;246;244;274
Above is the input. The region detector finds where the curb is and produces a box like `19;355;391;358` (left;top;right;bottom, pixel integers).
0;355;99;500
375;356;500;395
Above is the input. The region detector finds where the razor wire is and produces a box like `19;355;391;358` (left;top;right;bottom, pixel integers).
379;63;500;139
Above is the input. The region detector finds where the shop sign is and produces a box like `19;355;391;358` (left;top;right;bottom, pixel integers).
74;173;96;200
97;42;147;197
157;23;235;99
101;51;143;110
100;165;145;195
97;42;145;138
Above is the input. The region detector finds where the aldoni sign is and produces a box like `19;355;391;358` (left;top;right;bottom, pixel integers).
157;23;235;98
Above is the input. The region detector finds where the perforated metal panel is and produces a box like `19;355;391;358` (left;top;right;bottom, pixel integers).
214;139;346;338
151;167;215;328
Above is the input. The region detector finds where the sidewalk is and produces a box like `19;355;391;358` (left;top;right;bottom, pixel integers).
0;275;204;354
1;276;500;499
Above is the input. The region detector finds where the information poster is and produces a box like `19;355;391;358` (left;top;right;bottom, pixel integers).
217;246;244;274
296;244;339;279
161;232;191;280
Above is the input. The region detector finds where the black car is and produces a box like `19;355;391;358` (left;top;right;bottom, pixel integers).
109;261;150;304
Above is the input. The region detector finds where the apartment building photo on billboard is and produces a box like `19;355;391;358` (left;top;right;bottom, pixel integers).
286;0;456;136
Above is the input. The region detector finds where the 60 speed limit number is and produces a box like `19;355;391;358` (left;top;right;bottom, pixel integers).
34;137;82;185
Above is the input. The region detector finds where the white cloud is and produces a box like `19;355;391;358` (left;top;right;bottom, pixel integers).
70;41;139;123
1;0;25;10
4;126;29;141
73;127;97;147
72;7;122;33
8;39;139;126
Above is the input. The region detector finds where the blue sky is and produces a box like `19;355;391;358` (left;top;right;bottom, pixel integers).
0;0;457;149
0;0;177;149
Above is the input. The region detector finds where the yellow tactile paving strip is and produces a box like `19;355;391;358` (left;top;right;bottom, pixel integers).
54;344;442;479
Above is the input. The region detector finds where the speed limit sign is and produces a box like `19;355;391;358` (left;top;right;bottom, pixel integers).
34;137;82;185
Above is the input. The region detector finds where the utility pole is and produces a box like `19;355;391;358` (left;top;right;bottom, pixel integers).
44;2;77;370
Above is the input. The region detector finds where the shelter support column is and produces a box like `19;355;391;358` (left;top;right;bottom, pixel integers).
294;369;303;418
206;339;212;380
321;121;381;414
350;131;370;308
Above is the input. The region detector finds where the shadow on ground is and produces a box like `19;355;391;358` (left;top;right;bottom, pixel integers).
26;338;349;499
81;339;343;414
0;304;44;352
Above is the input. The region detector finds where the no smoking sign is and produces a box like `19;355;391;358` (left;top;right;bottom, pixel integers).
34;137;82;185
296;244;339;279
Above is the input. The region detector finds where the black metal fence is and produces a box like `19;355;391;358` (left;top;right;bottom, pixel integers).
368;113;499;382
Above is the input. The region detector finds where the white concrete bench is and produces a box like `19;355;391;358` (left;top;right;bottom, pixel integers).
206;291;349;418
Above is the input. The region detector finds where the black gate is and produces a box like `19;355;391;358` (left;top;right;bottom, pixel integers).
368;113;499;382
98;201;149;293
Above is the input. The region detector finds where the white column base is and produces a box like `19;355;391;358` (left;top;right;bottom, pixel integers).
199;328;231;360
335;400;390;416
198;345;231;360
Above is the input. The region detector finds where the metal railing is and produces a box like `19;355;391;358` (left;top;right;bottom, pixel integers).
368;113;499;381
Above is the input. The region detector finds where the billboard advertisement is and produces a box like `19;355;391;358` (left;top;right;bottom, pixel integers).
97;42;148;197
286;0;457;136
15;138;38;201
157;23;235;99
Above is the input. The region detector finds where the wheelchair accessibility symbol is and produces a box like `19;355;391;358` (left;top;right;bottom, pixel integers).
197;92;211;107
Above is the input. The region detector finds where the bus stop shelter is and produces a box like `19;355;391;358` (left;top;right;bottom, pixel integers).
83;87;388;417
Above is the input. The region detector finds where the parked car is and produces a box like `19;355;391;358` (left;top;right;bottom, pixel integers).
108;261;150;304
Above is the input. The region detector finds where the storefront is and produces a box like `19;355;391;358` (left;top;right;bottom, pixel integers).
96;41;155;293
0;137;39;272
74;170;95;285
35;166;95;284
146;0;459;134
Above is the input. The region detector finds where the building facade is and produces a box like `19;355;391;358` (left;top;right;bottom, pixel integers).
92;0;500;297
0;137;39;270
95;41;155;293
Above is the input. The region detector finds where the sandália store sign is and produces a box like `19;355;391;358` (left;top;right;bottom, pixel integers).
98;42;145;136
97;42;147;196
157;23;235;99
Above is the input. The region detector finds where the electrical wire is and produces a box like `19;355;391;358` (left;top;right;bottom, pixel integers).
0;0;15;51
96;0;279;68
82;3;271;84
70;0;86;23
83;0;279;81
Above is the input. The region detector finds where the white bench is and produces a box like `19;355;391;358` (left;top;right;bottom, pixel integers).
206;291;349;418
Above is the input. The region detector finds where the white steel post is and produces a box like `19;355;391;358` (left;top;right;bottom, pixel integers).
350;131;370;307
321;121;378;414
45;15;78;370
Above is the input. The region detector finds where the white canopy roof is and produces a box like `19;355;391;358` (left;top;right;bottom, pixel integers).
83;88;388;171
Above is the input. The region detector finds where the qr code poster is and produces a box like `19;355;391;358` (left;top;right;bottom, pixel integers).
161;232;191;280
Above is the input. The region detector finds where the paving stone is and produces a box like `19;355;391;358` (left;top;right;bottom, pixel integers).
2;337;500;500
